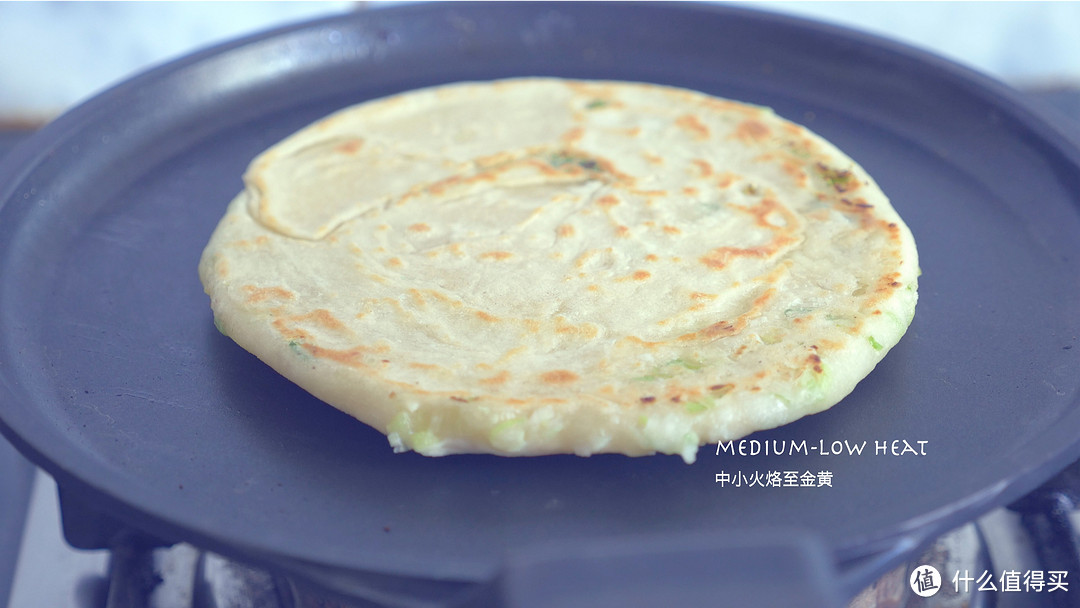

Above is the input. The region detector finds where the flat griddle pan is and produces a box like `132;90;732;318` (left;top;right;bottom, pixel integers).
2;3;1080;605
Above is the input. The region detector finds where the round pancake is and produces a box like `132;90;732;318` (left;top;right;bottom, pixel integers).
198;78;918;463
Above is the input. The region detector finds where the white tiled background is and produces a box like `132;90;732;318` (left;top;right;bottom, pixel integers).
1;1;1079;124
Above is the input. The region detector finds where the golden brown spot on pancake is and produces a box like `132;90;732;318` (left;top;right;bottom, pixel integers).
475;310;499;322
623;126;642;137
480;251;514;261
408;223;431;232
557;224;575;238
387;257;403;268
881;221;903;242
753;288;777;309
616;225;631;238
244;286;294;304
555;318;600;338
874;272;902;293
682;186;699;196
675;114;710;139
716;172;738;188
613;269;653;283
780;159;808;186
528;158;566;178
631;189;668;198
409;362;438;371
597;194;620;208
700;245;765;270
662;225;681;235
701;321;736;338
407;289;426;308
808;353;823;374
424;177;457;196
296;309;347;331
593;156;636;184
541;370;579;385
424;289;456;305
272;318;310;341
679;288;776;342
700;199;797;269
642;152;663;165
479;370;511;386
691;292;717;300
621;335;662;348
561;126;585;143
734;119;771;142
691;159;713;177
781;123;803;136
334;139;364;154
376;224;390;231
645;254;659;262
301;343;367;367
475;150;517;167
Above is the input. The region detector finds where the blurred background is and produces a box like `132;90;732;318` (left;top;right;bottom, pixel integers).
1;1;1079;126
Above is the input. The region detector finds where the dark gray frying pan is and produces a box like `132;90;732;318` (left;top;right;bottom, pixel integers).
2;3;1080;606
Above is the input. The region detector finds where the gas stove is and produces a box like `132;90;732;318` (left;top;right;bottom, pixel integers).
2;86;1080;608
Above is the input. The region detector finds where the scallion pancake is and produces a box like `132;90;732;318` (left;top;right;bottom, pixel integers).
199;78;918;463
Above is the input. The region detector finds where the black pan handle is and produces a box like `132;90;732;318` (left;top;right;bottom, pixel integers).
452;529;843;608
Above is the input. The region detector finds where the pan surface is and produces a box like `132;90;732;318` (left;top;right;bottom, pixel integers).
1;1;1079;590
